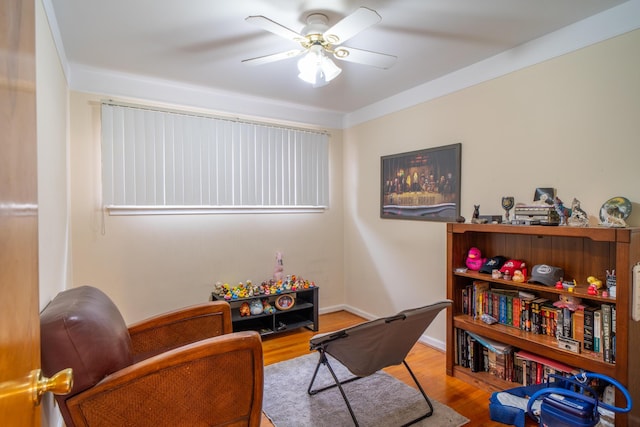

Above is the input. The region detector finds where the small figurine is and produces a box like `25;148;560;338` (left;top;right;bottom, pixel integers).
465;247;486;271
567;198;589;227
512;270;525;283
273;251;284;282
470;205;482;223
587;275;603;295
606;270;616;288
501;196;515;222
554;197;570;226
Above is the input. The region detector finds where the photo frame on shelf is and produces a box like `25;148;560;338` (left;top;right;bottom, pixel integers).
275;294;295;310
381;143;461;221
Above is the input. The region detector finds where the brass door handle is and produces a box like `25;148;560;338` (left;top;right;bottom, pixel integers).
0;368;73;406
32;368;73;405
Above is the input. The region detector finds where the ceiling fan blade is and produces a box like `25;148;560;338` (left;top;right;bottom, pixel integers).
242;49;305;66
323;7;381;45
245;15;305;43
333;46;397;69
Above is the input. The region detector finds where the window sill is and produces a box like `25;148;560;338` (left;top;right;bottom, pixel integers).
105;205;327;216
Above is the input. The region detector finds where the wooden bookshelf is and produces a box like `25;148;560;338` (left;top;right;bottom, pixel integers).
446;223;640;426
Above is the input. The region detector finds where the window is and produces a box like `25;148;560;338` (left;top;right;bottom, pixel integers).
101;103;329;214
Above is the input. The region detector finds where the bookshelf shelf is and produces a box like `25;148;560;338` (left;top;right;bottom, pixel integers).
454;270;617;303
446;223;640;426
453;315;615;377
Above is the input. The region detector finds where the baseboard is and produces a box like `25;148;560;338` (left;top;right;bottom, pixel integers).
318;304;447;352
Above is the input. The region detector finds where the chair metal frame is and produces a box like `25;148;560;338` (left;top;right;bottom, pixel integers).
307;300;451;427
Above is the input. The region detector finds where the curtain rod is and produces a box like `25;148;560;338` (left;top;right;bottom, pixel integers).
100;99;329;136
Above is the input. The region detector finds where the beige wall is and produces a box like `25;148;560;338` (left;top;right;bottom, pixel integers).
69;92;345;323
36;0;70;425
343;29;640;345
37;0;71;310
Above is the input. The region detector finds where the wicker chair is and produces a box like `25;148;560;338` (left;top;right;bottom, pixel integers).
40;285;263;427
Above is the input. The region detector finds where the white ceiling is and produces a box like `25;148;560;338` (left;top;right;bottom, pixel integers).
46;0;637;127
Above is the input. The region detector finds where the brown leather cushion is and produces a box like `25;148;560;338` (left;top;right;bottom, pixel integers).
40;286;134;396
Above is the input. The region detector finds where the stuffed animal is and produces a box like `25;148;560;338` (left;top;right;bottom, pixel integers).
239;302;251;317
553;294;583;311
262;298;275;314
249;299;263;315
465;247;486;271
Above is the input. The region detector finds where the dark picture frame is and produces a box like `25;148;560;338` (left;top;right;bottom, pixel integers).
381;143;461;221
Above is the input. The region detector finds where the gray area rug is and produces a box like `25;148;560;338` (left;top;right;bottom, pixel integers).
263;353;469;427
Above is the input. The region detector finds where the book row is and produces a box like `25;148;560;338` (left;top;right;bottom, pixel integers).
455;328;579;384
455;328;616;410
461;281;616;363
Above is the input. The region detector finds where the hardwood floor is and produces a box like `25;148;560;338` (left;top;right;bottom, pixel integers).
259;310;513;426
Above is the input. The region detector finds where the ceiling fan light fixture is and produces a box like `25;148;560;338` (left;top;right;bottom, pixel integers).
297;45;341;87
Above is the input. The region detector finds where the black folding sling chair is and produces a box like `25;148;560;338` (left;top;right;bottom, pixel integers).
307;300;452;427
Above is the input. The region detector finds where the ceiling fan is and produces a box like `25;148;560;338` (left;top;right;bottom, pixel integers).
242;7;397;87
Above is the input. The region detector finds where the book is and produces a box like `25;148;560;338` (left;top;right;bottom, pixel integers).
594;309;602;353
472;281;490;320
465;331;513;354
541;303;556;336
512;297;521;329
515;350;577;377
612;305;616;363
556;308;564;338
601;304;612;363
531;297;549;334
583;306;597;351
462;286;470;315
572;309;584;343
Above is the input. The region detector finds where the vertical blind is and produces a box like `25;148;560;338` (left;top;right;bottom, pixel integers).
101;103;329;210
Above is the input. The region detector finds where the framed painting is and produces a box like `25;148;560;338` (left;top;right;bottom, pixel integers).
380;143;461;221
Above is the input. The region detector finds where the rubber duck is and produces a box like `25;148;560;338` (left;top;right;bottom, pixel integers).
465;247;486;271
512;270;525;283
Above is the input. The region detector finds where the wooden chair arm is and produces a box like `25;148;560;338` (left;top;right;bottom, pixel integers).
67;331;263;427
128;301;233;361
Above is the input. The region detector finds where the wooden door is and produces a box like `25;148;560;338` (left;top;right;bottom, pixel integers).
0;0;41;424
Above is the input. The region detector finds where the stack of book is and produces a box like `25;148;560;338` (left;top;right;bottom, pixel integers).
513;205;560;225
455;330;514;381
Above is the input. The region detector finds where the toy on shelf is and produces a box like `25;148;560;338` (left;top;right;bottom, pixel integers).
553;197;570;226
567;198;589;227
500;259;527;281
249;299;263;315
465;247;486;271
239;302;251;317
512;270;526;283
212;275;316;300
587;275;603;295
273;251;284;281
262;298;275;314
553;294;583;311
